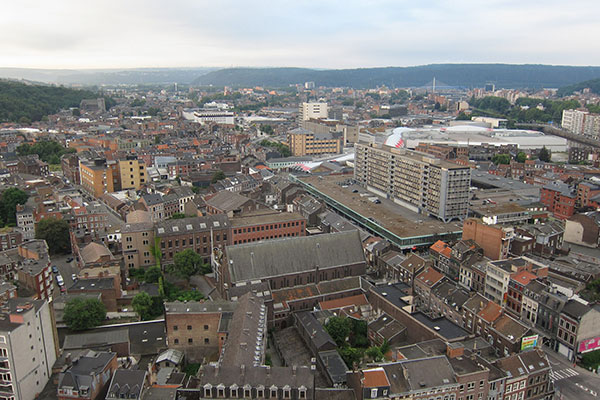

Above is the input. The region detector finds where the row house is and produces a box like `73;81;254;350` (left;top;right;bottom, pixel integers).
556;299;600;361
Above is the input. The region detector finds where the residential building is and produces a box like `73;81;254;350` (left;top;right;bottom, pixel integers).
354;143;471;222
287;127;343;156
462;218;514;260
0;228;22;251
14;240;53;300
165;300;237;360
118;156;147;190
495;350;553;400
57;351;117;400
300;101;328;121
557;300;600;361
105;369;147;400
79;159;118;197
61;153;81;184
122;222;155;269
15;204;35;241
0;298;58;400
485;258;533;305
564;211;600;248
139;194;165;222
540;181;576;220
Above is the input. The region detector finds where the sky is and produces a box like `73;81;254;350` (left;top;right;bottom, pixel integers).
2;0;599;69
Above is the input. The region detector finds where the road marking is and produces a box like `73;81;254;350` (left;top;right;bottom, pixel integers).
551;368;579;381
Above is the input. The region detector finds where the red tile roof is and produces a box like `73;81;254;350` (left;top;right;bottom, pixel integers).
511;270;537;286
362;368;390;388
415;267;444;288
319;294;369;311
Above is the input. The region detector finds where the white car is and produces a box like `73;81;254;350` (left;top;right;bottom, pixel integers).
71;273;77;282
56;275;64;286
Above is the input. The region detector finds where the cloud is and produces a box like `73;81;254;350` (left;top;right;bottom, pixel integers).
0;0;599;68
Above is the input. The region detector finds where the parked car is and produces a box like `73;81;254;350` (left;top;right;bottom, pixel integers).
51;265;59;274
56;275;64;286
66;257;73;263
71;273;77;282
60;286;66;293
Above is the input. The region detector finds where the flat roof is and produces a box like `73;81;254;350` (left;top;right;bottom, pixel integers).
295;175;462;247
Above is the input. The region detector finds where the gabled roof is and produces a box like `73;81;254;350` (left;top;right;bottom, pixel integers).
362;367;390;388
225;231;365;283
415;267;444;289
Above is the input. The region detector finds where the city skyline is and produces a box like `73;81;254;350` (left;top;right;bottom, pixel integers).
2;0;600;69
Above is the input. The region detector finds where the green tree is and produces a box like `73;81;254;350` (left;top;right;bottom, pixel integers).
144;266;163;283
492;154;511;165
169;213;186;220
149;237;162;270
211;170;226;183
350;319;369;348
380;339;391;356
339;347;363;369
72;108;80;117
0;188;28;226
35;217;70;254
64;298;106;330
132;292;154;320
170;249;204;278
365;346;384;362
456;112;471;121
260;125;274;135
538;146;551;162
516;152;527;163
325;316;351;347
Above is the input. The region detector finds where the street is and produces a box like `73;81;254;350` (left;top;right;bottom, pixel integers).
49;253;79;295
543;347;600;399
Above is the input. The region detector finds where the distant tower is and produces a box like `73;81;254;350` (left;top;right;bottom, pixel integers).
174;83;178;92
432;77;436;93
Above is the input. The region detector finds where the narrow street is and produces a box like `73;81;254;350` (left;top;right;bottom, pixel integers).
543;347;600;399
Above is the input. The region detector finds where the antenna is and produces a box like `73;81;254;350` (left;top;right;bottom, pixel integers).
433;77;436;93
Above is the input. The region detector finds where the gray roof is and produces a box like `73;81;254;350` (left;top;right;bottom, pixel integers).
295;311;336;351
156;349;184;366
106;369;147;400
142;193;163;206
318;350;348;385
68;277;115;291
165;300;237;314
226;230;365;283
57;350;117;392
64;328;129;350
204;191;253;212
155;215;229;236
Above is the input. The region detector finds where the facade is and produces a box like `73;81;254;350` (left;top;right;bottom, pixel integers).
540;181;576;220
57;351;117;400
0;299;58;400
557;300;600;361
462;218;513;260
562;108;600;139
122;222;155;269
15;204;35;241
165;301;237;360
354;144;471;222
79;159;118;197
216;231;366;298
14;240;53;300
564;212;600;248
118;156;147;190
300;101;328;121
156;215;231;264
287;127;342;157
0;228;22;251
230;210;306;245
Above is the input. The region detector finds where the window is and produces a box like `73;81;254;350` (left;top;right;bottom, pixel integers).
187;325;192;330
371;388;378;398
173;325;178;331
174;339;179;344
204;324;209;330
205;338;209;344
188;338;193;344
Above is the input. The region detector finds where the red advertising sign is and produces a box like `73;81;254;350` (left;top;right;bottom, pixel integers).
578;337;600;354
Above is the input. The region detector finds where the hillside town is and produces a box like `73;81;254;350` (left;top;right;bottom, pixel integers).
0;80;599;400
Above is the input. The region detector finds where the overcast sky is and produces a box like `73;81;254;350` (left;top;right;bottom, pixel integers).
2;0;599;69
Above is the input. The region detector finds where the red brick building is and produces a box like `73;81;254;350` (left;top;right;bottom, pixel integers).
230;210;306;245
540;181;576;220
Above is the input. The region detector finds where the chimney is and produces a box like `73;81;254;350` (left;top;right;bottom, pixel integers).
293;365;297;376
65;353;72;365
446;343;464;359
240;364;245;376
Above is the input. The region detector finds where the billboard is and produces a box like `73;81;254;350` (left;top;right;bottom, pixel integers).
578;337;600;354
521;335;539;351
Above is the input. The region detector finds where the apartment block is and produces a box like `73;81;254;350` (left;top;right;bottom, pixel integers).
287;127;342;156
0;299;58;400
562;108;600;139
79;159;118;198
118;156;146;190
354;143;471;222
300;101;328;121
122;222;155;269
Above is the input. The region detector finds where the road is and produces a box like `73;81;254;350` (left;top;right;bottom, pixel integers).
49;253;79;295
543;347;600;399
